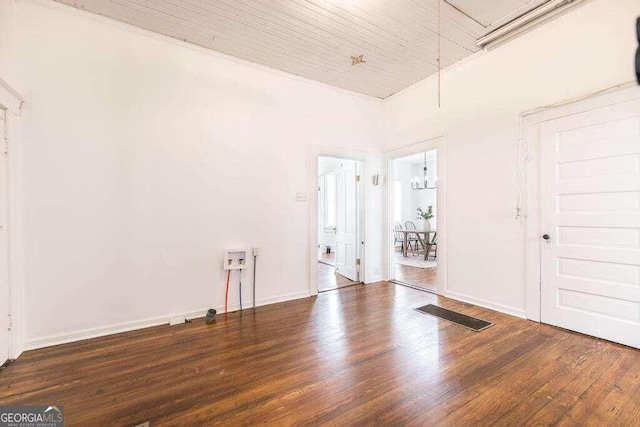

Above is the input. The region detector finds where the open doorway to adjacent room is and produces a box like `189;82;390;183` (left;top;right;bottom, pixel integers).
317;156;361;292
390;149;438;292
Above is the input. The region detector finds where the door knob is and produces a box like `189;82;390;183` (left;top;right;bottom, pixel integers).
542;234;550;240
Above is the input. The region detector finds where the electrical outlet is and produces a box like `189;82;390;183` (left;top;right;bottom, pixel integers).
296;192;308;202
375;268;380;276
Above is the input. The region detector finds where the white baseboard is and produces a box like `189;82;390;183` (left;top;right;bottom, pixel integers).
443;290;527;319
252;290;310;307
23;290;311;351
9;344;23;361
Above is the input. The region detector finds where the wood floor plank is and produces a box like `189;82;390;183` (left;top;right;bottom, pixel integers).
554;349;639;426
519;341;622;426
317;258;356;292
1;282;639;426
394;249;438;291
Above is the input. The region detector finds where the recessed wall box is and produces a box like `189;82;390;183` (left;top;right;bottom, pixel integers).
223;249;248;270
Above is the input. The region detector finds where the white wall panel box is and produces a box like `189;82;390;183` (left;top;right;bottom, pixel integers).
223;250;248;270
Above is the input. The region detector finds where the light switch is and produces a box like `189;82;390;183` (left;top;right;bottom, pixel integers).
296;192;308;202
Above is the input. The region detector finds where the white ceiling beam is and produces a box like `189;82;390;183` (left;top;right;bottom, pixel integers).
477;0;588;50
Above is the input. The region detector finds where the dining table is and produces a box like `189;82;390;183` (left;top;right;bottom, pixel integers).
398;229;437;258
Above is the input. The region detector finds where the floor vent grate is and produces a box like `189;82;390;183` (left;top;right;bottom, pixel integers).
415;304;493;332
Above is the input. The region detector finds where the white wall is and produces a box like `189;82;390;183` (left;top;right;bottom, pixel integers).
12;0;384;347
384;0;640;316
0;0;16;83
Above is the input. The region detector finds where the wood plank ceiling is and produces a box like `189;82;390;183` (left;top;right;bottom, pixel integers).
54;0;550;98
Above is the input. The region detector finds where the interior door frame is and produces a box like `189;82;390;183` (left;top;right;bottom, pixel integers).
0;108;8;365
0;77;25;361
383;136;448;296
522;82;640;322
322;158;359;283
309;146;369;296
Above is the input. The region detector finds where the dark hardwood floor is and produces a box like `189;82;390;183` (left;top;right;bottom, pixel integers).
319;251;336;266
394;251;437;291
1;282;639;425
318;252;356;292
395;264;437;291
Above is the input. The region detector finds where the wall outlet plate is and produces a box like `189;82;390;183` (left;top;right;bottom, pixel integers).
296;192;308;202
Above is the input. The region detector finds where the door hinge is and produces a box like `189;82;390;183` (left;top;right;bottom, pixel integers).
7;314;13;332
356;258;360;265
356;175;360;182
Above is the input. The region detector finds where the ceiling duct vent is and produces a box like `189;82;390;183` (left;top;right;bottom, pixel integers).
468;0;588;50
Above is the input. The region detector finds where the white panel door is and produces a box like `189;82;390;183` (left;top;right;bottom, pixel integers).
317;176;325;260
0;109;9;364
335;163;358;282
540;98;640;348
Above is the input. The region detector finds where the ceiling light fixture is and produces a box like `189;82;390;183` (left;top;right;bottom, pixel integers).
411;153;437;191
351;54;366;65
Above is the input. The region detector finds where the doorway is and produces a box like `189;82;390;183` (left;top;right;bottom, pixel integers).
317;156;361;292
0;108;10;365
390;149;438;292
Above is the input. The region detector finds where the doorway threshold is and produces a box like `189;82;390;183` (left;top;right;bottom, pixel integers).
392;280;438;295
318;282;363;293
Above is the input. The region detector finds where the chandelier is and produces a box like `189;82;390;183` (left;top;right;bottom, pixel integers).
411;153;437;191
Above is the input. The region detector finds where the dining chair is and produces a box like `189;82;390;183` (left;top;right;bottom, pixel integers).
393;222;404;251
424;233;438;261
404;221;420;253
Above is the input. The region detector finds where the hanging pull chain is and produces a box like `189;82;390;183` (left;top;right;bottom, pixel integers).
437;0;441;108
